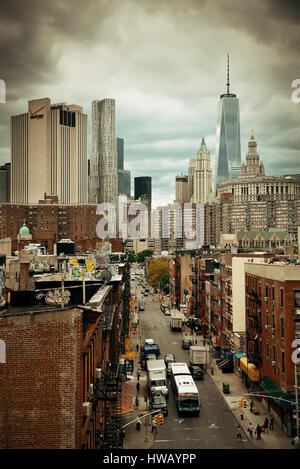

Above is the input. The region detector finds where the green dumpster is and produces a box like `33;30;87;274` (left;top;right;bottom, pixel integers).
223;383;230;394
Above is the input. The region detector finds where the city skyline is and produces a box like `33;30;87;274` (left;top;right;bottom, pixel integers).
0;0;299;209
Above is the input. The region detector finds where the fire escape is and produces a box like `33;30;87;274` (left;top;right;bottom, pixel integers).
94;364;124;449
246;286;262;368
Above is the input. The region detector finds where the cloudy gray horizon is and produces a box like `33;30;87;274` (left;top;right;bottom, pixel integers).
0;0;299;208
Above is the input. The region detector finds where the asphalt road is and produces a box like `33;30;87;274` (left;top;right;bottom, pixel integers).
134;279;254;449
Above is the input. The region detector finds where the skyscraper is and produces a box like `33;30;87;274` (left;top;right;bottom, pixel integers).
117;137;131;197
134;176;152;210
215;55;241;187
89;99;118;208
175;174;189;203
11;98;88;204
192;137;212;203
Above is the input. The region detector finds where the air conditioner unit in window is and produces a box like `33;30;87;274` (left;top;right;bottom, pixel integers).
95;368;102;380
272;328;275;334
265;325;268;330
272;361;276;367
83;402;91;416
89;383;94;393
264;297;269;302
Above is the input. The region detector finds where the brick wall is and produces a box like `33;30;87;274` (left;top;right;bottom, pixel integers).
0;307;83;449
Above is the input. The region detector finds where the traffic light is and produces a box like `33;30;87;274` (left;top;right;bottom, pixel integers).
155;413;164;425
243;399;247;408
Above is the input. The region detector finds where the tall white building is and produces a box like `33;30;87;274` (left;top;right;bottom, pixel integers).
191;137;212;204
11;97;88;204
89;99;118;209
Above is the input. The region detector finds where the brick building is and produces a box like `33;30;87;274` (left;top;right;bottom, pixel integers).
245;261;300;437
0;274;125;449
0;194;123;254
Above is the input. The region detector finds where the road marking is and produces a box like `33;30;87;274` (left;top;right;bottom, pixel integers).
208;423;219;429
174;418;184;424
155;440;176;443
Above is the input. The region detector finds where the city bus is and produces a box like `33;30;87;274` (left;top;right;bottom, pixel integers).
170;363;200;416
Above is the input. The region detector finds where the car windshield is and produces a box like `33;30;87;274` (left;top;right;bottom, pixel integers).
165;354;174;362
151;380;165;387
153;396;165;406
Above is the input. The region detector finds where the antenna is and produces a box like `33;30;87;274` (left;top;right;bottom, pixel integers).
227;53;230;94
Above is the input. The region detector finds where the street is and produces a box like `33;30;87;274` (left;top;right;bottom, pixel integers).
133;279;254;449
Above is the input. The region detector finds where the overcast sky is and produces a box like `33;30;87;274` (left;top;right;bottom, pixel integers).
0;0;300;208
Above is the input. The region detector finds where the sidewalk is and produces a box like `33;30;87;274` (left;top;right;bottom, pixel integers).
207;355;292;449
122;309;155;449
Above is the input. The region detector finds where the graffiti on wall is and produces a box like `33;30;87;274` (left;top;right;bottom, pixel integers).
36;289;71;305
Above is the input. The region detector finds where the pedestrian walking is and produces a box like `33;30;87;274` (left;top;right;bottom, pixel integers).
250;399;254;413
236;425;242;441
211;363;214;375
136;368;141;381
270;415;274;431
263;417;269;434
247;423;253;439
255;424;262;440
136;381;140;392
136;343;139;352
151;417;158;434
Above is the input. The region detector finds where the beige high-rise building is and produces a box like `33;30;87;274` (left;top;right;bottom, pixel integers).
175;174;189;203
188;158;196;202
192;137;212;204
11;98;88;204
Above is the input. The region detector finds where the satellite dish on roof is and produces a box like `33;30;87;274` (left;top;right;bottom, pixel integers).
100;269;112;282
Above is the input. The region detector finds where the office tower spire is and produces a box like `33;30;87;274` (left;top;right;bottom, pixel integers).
227;53;230;95
215;56;241;187
192;138;212;203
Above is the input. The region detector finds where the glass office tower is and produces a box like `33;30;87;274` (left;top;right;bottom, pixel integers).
215;56;241;187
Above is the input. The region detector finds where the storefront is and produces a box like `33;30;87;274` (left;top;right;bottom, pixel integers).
261;376;296;438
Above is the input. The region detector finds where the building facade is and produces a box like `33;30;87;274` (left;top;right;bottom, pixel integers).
175;174;189;203
0;163;10;202
191;138;212;204
134;177;152;211
11;98;88;204
89;99;118;208
245;261;300;437
215;56;241;186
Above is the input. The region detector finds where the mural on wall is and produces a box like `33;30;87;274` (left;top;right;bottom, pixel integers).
36;289;71;305
30;260;52;272
69;258;95;280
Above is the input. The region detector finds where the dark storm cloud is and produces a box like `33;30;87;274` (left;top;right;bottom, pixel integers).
0;0;299;206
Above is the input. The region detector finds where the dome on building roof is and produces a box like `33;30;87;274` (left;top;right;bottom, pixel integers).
19;220;30;236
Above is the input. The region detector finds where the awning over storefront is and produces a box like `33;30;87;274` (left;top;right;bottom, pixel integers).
239;357;260;381
261;376;296;410
235;353;246;360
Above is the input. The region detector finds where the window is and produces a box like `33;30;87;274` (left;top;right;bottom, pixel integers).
266;343;270;360
281;318;284;338
273;345;276;361
281;352;285;373
294;290;300;307
272;314;275;329
280;289;284;307
265;284;269;298
272;286;274;300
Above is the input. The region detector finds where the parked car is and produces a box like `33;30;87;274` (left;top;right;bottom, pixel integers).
182;338;192;350
139;305;145;311
189;364;204;380
164;308;171;316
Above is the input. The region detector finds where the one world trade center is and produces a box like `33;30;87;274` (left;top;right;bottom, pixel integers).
215;55;241;186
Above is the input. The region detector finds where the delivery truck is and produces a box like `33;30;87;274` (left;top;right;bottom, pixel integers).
188;346;208;380
146;359;168;397
170;310;186;331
